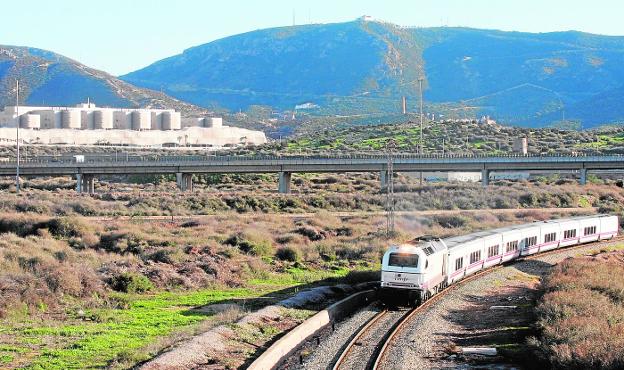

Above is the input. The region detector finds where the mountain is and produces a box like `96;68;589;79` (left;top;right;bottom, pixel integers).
122;19;624;129
0;45;208;116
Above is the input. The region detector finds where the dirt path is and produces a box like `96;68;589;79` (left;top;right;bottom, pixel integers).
88;207;595;222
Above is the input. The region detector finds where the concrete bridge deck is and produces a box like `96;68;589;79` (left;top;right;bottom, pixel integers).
0;154;622;193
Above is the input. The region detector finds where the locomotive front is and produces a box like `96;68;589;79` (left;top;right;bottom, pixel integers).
380;244;428;305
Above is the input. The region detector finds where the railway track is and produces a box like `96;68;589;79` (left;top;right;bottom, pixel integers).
331;236;623;370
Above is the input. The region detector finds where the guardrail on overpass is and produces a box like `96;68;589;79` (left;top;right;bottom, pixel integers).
0;154;622;193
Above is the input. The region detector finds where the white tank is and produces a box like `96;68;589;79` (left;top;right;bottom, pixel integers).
20;114;41;129
94;110;113;129
61;110;81;129
132;110;151;130
205;117;223;128
162;111;181;130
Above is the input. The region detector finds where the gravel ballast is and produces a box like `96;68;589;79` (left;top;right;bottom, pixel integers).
380;240;622;369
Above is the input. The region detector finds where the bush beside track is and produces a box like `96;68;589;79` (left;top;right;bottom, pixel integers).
534;249;624;369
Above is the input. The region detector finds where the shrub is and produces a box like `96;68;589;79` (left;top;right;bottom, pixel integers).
46;217;92;239
433;214;467;228
275;246;300;262
109;272;153;293
535;253;624;369
148;249;174;264
294;225;327;241
224;232;274;257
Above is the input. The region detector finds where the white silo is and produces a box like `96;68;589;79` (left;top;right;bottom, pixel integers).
94;110;113;129
204;117;223;128
132;110;151;130
61;110;81;129
20;114;41;129
113;111;132;129
162;111;181;130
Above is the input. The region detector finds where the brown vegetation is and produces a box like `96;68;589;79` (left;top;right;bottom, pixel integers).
535;250;624;369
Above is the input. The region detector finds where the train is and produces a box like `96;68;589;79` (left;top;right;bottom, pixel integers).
380;214;619;306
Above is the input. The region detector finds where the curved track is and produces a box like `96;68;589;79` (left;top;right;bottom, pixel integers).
332;236;622;370
331;308;410;370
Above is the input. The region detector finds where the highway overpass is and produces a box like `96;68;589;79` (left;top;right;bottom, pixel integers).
0;154;622;193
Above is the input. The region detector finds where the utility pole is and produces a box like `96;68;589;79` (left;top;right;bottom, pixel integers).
419;77;424;185
15;79;20;193
386;139;396;238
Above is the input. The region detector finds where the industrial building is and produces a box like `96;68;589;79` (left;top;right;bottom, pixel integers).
0;103;184;131
0;103;267;146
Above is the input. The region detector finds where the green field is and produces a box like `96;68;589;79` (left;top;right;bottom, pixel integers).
0;268;352;369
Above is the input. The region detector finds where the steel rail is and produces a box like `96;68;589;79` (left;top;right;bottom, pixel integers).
371;235;624;369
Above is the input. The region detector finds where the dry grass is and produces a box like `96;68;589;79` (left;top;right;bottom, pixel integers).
535;251;624;369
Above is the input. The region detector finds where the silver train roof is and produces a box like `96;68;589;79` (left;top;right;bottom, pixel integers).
441;214;612;250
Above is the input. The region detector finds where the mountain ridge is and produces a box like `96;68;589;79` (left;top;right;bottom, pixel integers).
122;19;624;128
0;45;209;116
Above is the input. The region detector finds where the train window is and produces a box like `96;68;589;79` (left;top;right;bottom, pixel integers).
470;250;481;264
523;236;537;248
388;253;418;268
505;240;518;253
564;229;577;239
455;257;463;271
488;245;499;257
583;226;597;236
544;232;557;243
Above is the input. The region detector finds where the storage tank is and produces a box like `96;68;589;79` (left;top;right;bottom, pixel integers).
162;111;181;130
131;110;151;130
113;111;131;129
205;117;223;128
94;110;113;129
20;114;41;129
61;110;81;129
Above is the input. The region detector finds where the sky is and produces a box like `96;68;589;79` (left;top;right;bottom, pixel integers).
2;0;623;76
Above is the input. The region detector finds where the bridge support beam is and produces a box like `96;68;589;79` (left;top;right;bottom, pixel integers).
580;168;587;185
176;173;193;192
278;171;291;194
84;175;95;194
75;173;82;193
482;169;490;187
380;170;388;192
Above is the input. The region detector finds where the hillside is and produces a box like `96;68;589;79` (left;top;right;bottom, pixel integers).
0;45;209;116
122;19;624;129
283;116;624;156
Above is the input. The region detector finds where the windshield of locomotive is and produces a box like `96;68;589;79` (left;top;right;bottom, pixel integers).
388;253;419;268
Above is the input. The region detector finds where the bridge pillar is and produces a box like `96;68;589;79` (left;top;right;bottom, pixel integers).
176;173;193;191
80;175;95;194
183;173;193;192
278;171;291;194
481;169;490;187
580;168;587;185
380;170;388;192
75;173;82;193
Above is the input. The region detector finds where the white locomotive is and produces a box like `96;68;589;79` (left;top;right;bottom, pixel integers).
380;214;619;306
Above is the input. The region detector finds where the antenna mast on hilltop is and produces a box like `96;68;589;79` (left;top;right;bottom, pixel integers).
386;139;397;237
